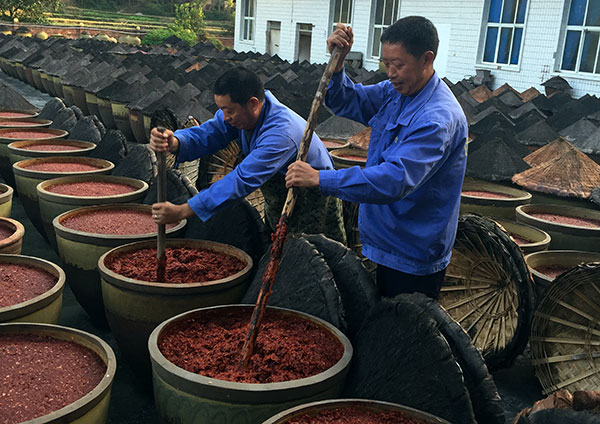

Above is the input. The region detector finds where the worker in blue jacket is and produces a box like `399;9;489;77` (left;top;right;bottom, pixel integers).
286;16;468;299
149;67;346;243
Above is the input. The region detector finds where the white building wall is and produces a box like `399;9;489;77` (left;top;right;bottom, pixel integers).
235;0;600;98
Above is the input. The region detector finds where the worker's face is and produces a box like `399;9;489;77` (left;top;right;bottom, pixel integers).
214;94;261;130
381;42;434;96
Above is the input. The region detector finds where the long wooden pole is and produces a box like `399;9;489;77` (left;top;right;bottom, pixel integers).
238;47;344;370
156;126;167;282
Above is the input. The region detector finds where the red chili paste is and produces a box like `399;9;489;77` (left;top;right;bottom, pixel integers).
0;121;39;127
338;155;366;161
47;181;137;196
462;190;515;199
322;140;345;149
286;407;424;424
511;235;532;245
105;246;245;283
158;308;344;383
0;224;14;240
1;131;56;139
535;265;570;280
20;144;80;152
0;263;57;308
0;334;106;424
0;112;32;118
21;162;101;172
61;210;165;235
530;213;600;228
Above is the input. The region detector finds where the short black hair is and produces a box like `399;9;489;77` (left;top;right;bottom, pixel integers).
380;16;439;59
213;67;265;104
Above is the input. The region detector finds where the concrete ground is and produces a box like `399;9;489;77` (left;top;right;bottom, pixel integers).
1;70;543;424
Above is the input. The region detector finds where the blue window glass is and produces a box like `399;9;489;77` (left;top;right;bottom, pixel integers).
586;1;600;26
502;0;517;23
511;28;523;64
516;0;527;23
497;27;513;63
580;31;599;72
488;0;502;23
568;0;586;25
484;27;499;62
562;30;582;70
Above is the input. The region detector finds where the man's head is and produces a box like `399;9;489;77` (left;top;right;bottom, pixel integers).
380;16;438;96
213;67;265;130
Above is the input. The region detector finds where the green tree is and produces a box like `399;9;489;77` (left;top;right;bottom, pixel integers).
0;0;61;23
174;0;206;39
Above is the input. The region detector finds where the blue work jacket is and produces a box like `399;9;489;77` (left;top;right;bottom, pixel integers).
320;70;468;275
174;91;333;221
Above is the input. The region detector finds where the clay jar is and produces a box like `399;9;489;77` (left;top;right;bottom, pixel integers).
53;204;186;326
98;239;252;376
0;117;51;129
0;183;13;218
492;219;551;254
460;178;532;219
0;322;116;423
516;204;600;252
263;399;451;424
8;139;96;166
38;175;148;246
524;250;600;302
12;156;113;239
0;254;65;324
148;305;352;424
0;217;25;255
331;148;368;169
0;127;68;187
0;109;39;120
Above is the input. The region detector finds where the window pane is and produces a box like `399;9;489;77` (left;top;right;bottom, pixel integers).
502;0;518;23
568;0;586;25
372;27;382;57
580;31;600;72
497;27;513;63
488;0;502;22
384;0;395;25
511;27;523;64
561;30;582;70
341;0;349;23
347;0;353;23
586;1;600;26
243;0;249;17
484;27;499;62
392;0;399;23
333;0;341;22
375;0;384;25
516;0;527;23
249;19;254;40
249;0;254;17
243;20;249;39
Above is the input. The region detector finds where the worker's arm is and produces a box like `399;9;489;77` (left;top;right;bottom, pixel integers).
187;132;297;221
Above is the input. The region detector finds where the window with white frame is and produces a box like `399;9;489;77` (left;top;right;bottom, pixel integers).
561;0;600;73
331;0;353;31
371;0;400;58
482;0;528;65
241;0;255;41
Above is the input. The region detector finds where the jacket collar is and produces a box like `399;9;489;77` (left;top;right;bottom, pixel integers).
395;71;440;127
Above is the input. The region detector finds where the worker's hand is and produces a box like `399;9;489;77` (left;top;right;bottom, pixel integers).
285;161;320;188
152;201;193;224
150;127;180;153
327;23;354;73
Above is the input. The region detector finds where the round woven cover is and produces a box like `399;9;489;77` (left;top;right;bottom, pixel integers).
439;214;534;369
531;262;600;395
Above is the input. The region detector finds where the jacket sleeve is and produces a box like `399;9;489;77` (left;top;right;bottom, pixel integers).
187;131;297;221
173;110;238;162
319;120;456;204
324;70;390;126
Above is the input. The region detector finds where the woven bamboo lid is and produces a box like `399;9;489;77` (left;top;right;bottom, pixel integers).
531;262;600;395
439;214;535;369
524;137;576;167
